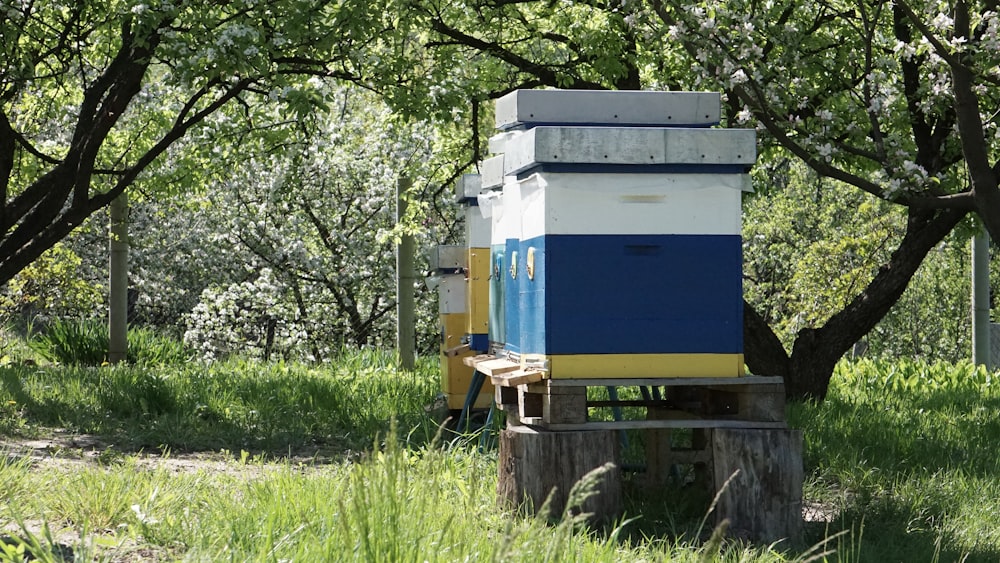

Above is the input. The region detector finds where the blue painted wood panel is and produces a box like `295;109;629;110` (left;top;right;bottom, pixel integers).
514;234;743;355
488;245;505;347
504;238;521;354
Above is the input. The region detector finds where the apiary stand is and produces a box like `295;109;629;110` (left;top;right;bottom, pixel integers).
484;365;803;542
464;89;803;543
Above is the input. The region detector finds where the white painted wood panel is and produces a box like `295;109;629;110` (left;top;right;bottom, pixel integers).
518;173;745;238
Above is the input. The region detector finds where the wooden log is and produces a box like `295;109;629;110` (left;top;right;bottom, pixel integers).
712;428;803;544
498;426;621;524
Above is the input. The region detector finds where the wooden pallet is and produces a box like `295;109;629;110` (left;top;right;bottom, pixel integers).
490;373;787;431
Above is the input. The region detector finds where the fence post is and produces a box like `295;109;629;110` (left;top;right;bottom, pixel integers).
396;177;416;370
972;231;990;369
109;191;129;364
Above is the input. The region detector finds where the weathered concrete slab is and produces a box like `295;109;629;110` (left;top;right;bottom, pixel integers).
480;154;506;189
456;173;481;200
429;245;466;272
496;90;721;130
502;127;757;176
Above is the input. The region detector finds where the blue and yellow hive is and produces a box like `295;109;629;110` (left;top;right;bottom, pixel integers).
432;174;493;410
485;90;756;379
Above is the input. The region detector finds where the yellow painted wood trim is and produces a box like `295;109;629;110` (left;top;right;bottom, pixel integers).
539;353;744;379
465;247;490;333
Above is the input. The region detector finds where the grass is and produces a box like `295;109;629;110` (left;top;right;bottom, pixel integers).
26;318;193;367
0;353;995;560
791;358;1000;562
0;349;440;453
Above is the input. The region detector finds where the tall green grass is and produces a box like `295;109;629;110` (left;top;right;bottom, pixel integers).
791;358;1000;562
27;318;192;366
0;428;802;562
0;349;440;452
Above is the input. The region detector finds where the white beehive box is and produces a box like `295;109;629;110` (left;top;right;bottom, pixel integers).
437;273;467;315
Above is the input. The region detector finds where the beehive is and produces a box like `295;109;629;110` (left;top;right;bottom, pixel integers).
491;90;755;379
456;174;490;352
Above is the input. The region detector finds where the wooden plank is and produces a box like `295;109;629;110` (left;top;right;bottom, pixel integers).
473;358;521;377
543;386;587;425
540;420;787;431
547;376;784;388
495;385;517;411
518;386;544;419
491;369;545;387
463;354;495;368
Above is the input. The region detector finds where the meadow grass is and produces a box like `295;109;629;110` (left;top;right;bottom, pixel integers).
0;349;440;453
0;353;995;561
791;358;1000;562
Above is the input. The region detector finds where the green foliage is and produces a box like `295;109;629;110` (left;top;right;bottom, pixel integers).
27;319;192;367
744;159;977;361
744;161;903;346
0;244;102;325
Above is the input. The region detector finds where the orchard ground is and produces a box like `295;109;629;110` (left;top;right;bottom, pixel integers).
0;354;996;561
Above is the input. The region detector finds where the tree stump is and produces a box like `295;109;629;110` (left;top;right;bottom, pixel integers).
497;426;621;524
712;428;803;544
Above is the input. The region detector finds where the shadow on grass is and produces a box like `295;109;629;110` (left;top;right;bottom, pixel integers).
790;386;1000;562
801;503;1000;563
0;363;442;461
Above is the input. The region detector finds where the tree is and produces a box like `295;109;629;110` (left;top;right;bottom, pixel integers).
645;0;996;398
181;86;457;361
361;0;998;399
743;158;976;363
0;0;365;287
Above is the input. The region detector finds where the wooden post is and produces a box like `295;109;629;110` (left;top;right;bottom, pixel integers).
712;428;803;544
109;191;128;364
498;426;621;524
396;177;415;370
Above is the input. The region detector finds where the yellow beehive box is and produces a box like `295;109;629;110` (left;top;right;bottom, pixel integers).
465;247;490;337
441;350;494;409
440;313;468;352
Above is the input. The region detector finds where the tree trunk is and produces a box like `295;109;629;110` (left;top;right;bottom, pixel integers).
745;207;968;401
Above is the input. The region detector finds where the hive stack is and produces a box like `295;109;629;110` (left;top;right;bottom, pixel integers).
432;174;493;411
486;89;755;379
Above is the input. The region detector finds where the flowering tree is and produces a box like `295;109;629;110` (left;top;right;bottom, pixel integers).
0;0;369;286
179;87;458;361
642;0;998;397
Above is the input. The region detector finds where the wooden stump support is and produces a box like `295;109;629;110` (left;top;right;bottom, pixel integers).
712;428;804;544
497;426;621;524
481;361;804;542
